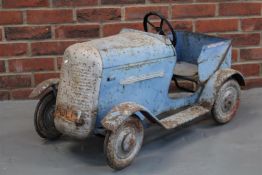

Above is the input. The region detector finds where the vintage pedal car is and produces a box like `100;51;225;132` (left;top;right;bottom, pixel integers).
30;12;245;170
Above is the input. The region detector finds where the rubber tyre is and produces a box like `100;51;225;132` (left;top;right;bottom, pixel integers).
104;117;144;170
212;79;241;124
34;92;61;140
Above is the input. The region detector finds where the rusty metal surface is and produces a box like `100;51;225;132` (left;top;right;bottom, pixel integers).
96;55;177;128
101;102;152;132
214;69;245;88
54;29;176;138
212;79;241;124
54;43;102;139
45;28;244;141
55;104;85;126
88;30;175;68
199;68;245;109
104;117;144;170
29;78;59;99
160;105;209;129
198;41;231;83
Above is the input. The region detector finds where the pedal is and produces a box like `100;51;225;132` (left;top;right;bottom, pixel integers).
160;105;209;129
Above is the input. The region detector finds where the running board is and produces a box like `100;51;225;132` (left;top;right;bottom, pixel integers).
159;105;209;129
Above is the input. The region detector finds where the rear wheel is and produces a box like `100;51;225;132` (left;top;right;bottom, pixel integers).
34;92;61;140
212;79;241;124
104;116;144;170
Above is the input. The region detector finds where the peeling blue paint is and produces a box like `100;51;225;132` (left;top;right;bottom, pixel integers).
95;29;236;128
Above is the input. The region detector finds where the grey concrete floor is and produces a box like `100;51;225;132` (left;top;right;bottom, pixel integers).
0;88;262;175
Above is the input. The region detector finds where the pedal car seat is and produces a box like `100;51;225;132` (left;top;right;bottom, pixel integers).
172;61;199;92
173;61;198;78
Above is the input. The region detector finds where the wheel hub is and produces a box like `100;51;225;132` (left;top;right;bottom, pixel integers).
44;104;55;129
221;87;237;113
122;133;136;153
115;124;143;159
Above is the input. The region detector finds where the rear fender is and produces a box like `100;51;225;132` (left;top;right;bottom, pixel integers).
29;78;59;99
199;68;245;109
101;102;156;132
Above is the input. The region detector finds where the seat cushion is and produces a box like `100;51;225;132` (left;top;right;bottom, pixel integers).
173;61;198;77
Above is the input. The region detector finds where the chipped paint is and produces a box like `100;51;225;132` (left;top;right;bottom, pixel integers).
96;30;242;130
207;41;226;48
54;42;102;139
104;116;144;169
199;68;245;109
120;71;165;85
29;78;59;99
88;30;175;69
55;104;84;126
30;10;248;170
101;102;152;132
160;105;209;129
47;29;245;138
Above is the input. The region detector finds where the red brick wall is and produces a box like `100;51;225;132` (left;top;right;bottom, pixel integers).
0;0;261;100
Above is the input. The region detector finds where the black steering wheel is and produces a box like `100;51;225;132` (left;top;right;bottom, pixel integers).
143;12;177;47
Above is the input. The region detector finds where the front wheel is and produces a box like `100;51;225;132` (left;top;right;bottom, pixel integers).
34;92;61;140
104;116;144;170
212;79;241;124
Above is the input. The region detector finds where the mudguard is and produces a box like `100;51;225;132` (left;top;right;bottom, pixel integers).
199;68;245;109
29;78;59;99
101;102;156;132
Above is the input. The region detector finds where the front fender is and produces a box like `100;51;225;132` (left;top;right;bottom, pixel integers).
29;78;59;99
199;68;245;109
101;102;155;132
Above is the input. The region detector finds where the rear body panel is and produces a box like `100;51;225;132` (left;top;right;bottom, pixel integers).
175;31;231;82
198;42;231;82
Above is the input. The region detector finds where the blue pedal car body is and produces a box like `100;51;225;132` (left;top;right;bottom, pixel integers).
30;12;245;170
